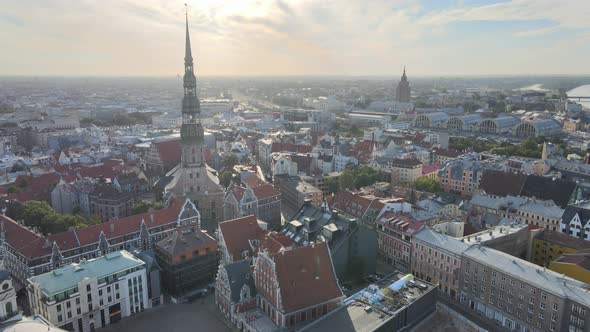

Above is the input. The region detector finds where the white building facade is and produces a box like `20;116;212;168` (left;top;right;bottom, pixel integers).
27;251;149;332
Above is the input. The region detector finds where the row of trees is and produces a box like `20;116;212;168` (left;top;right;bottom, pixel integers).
6;201;101;235
81;112;160;127
450;135;563;158
325;166;382;194
131;200;164;215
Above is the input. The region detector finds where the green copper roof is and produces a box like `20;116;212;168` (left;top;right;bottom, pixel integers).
28;250;144;296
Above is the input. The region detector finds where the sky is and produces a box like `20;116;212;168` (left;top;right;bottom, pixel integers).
1;0;590;77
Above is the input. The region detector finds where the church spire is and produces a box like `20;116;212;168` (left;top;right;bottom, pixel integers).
402;66;407;80
181;4;200;117
185;4;193;65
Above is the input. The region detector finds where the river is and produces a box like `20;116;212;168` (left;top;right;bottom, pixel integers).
568;84;590;108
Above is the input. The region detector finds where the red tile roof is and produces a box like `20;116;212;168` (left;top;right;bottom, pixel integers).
4;173;61;202
242;175;267;188
75;199;184;246
351;140;374;162
0;214;42;251
421;163;440;175
219;215;266;261
252;184;280;200
271;242;343;312
331;190;384;219
219;215;292;261
377;213;425;236
4;199;186;258
156;139;182;165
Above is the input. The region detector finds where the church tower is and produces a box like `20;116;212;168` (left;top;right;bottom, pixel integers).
395;67;411;103
164;10;224;231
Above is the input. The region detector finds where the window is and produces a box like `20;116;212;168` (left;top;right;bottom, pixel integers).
58;315;63;323
57;304;62;312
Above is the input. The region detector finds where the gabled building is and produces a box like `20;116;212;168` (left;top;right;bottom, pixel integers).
144;137;181;176
215;215;344;331
560;203;590;241
376;213;424;273
1;199;200;286
224;176;281;230
89;184;134;222
155;223;218;300
254;242;344;329
479;169;579;208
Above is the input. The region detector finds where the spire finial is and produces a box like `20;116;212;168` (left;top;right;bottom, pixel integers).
184;3;193;63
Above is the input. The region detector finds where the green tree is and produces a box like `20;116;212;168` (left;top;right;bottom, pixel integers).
6;186;18;194
415;177;441;193
339;170;356;190
325;177;340;194
222;154;239;170
132;200;164;215
219;171;233;188
18;179;28;188
20;201;89;235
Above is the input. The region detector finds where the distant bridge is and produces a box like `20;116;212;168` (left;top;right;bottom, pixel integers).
568;96;590;100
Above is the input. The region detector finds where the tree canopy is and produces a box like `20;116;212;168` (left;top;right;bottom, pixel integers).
414;177;441;193
131;200;164;215
219;171;233;188
338;166;381;190
7;201;101;235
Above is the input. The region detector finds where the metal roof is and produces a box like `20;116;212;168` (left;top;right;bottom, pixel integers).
28;250;144;296
463;245;590;307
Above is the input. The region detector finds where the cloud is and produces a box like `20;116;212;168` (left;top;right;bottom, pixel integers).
0;14;24;26
0;0;589;75
419;0;590;36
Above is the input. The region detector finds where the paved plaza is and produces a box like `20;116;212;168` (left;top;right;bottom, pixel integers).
98;294;231;332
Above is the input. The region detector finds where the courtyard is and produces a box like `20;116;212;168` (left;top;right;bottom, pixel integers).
98;294;231;332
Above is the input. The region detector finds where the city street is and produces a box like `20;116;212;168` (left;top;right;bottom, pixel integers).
98;295;231;332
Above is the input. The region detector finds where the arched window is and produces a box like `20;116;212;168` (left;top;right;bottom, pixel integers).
5;302;13;314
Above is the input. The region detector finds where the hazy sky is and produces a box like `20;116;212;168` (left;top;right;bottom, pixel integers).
1;0;590;76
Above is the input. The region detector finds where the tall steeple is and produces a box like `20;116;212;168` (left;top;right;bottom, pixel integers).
185;9;193;65
396;66;411;103
163;6;226;232
181;5;199;118
180;5;203;150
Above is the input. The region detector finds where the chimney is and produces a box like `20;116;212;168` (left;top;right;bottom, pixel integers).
110;223;114;233
150;214;154;223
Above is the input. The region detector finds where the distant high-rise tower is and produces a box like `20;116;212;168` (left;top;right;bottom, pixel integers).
164;11;224;231
395;67;411;102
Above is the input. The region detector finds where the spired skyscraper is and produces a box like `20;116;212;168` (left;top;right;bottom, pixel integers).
164;13;224;231
395;67;411;103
